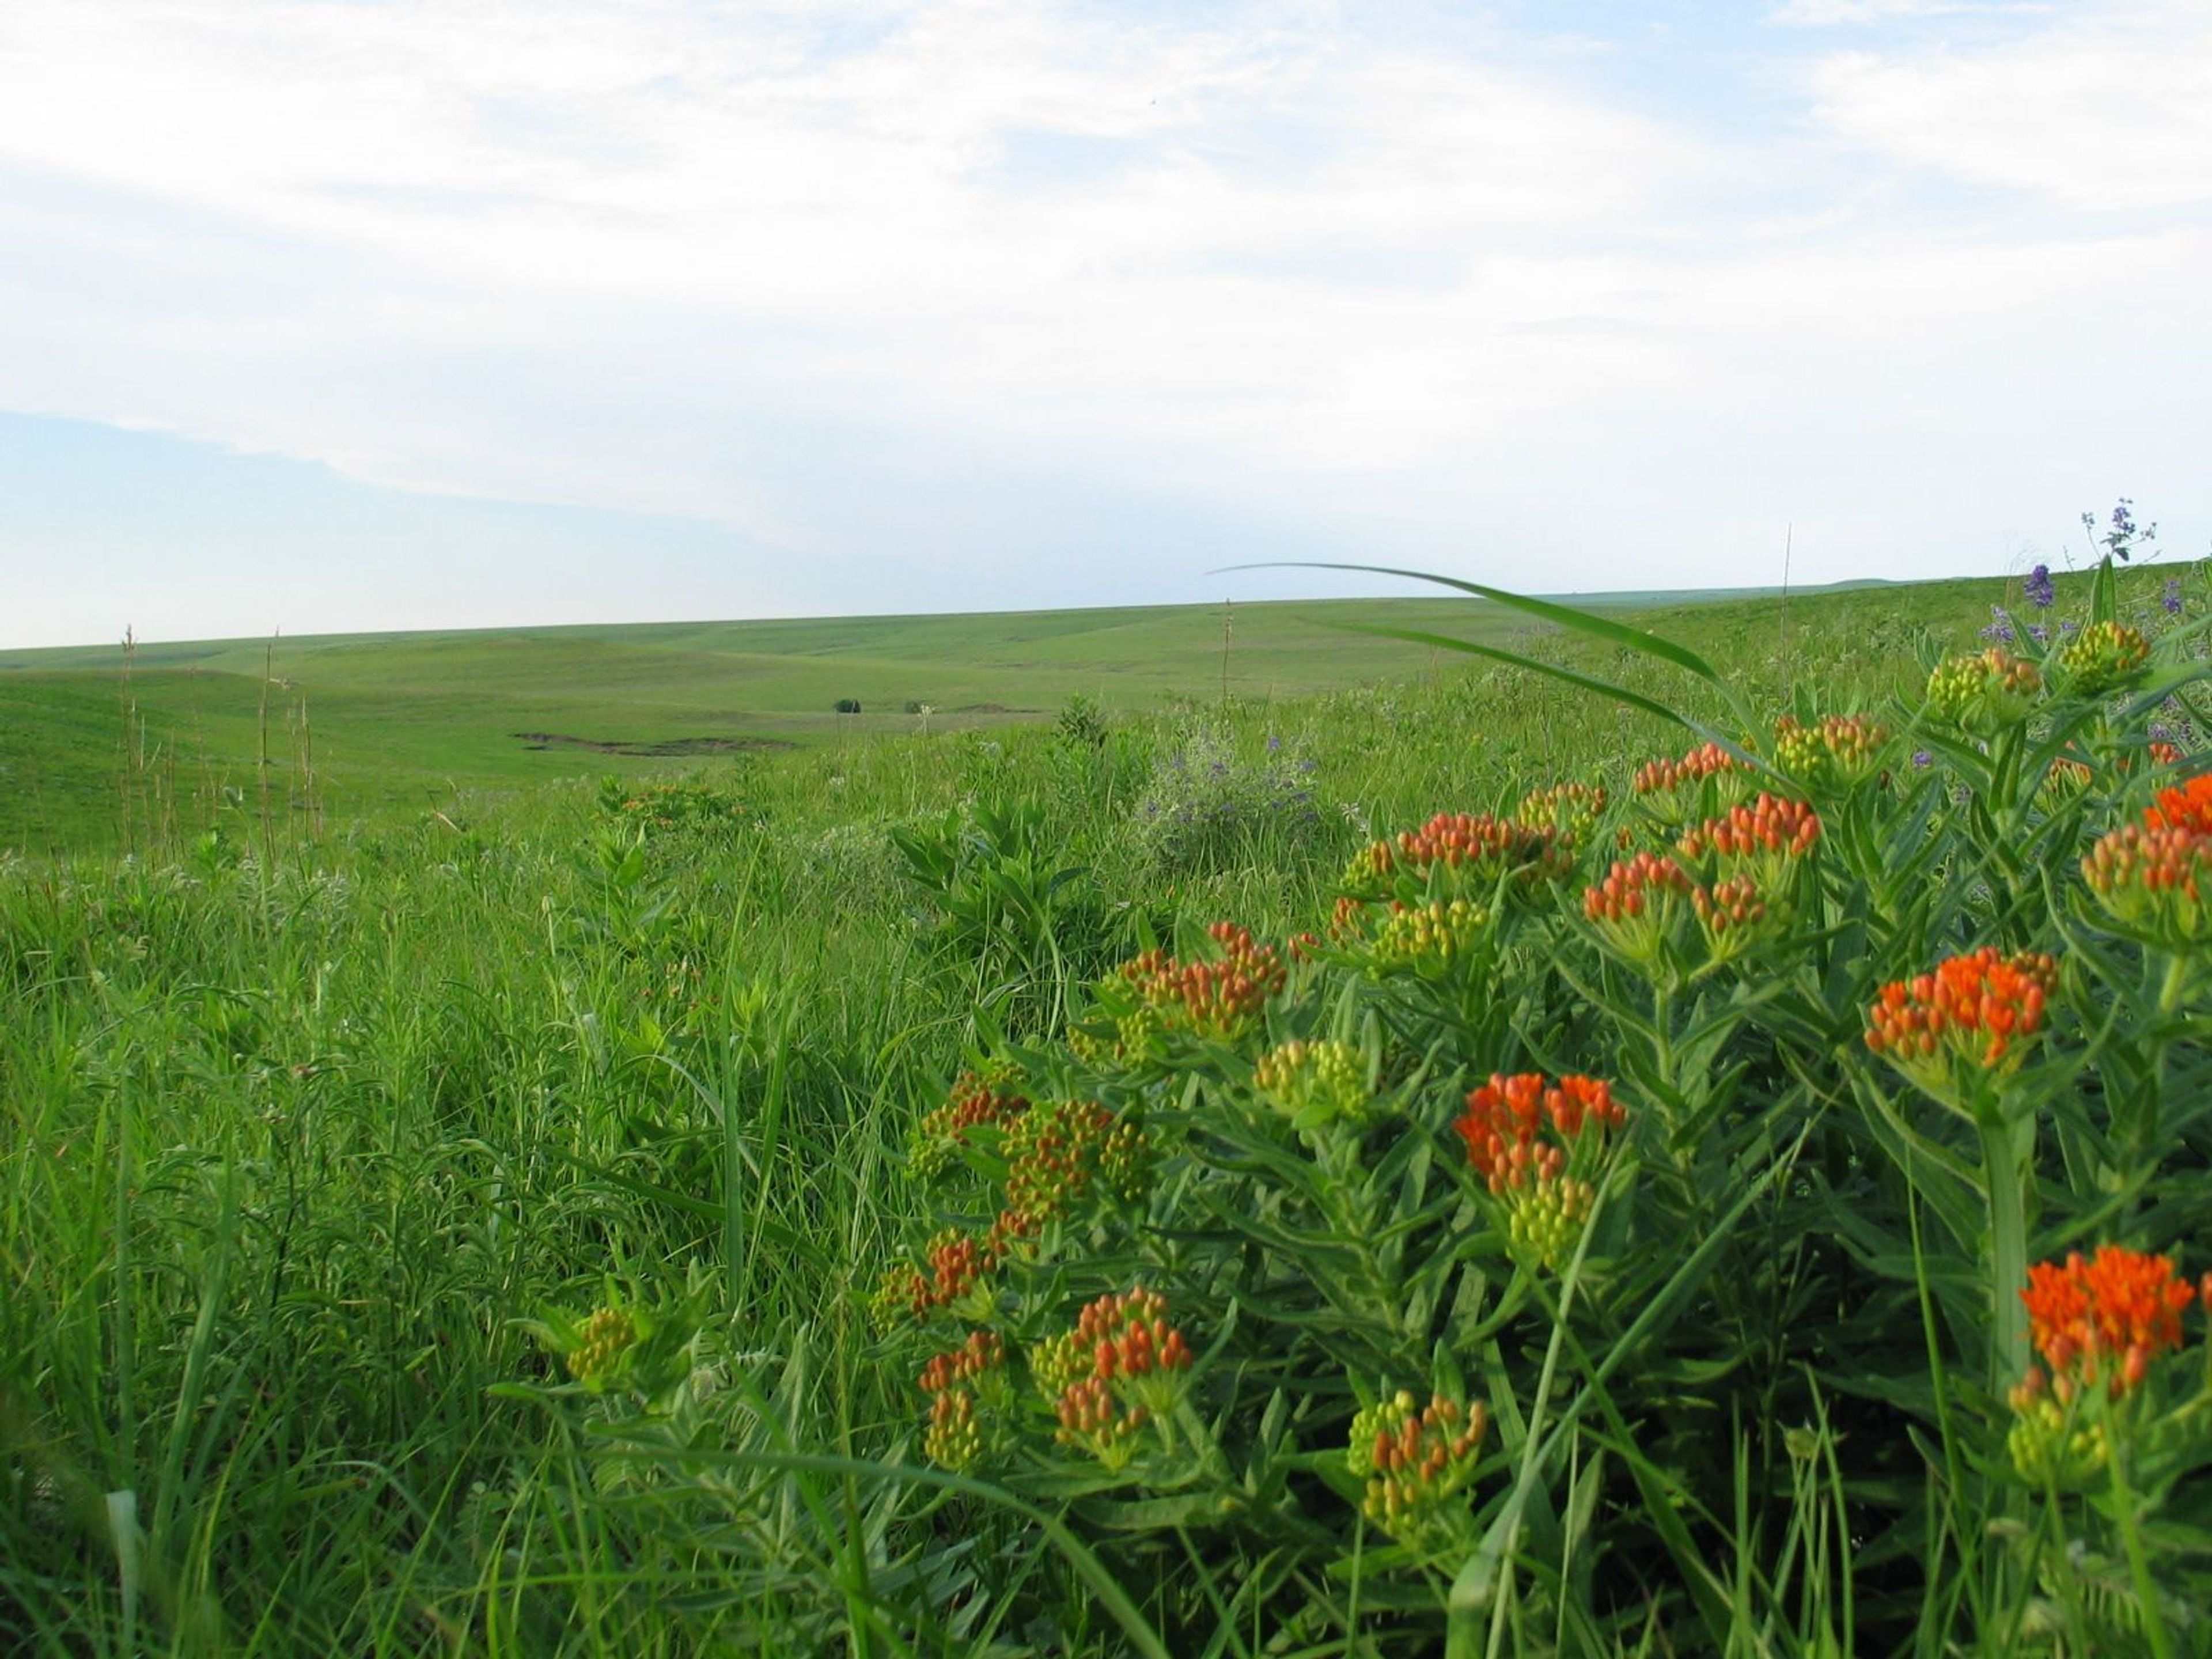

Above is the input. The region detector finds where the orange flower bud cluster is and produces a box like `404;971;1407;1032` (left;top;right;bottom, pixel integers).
1342;811;1569;899
1002;1099;1149;1230
1634;741;1751;797
1631;741;1758;825
1773;714;1889;792
1347;1389;1488;1546
1582;852;1695;968
910;1065;1031;1180
918;1329;1006;1397
1456;1074;1624;1270
2081;821;2212;948
1113;923;1286;1045
1863;948;2059;1105
1691;874;1766;941
1040;1287;1195;1469
910;1228;997;1316
1677;793;1821;865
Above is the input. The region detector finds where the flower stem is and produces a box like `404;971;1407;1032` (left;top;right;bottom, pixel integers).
2108;1441;2177;1659
1979;1116;2030;1400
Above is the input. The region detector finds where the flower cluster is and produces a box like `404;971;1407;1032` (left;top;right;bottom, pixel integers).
2025;563;2056;610
1927;648;2041;733
1253;1039;1374;1132
1583;852;1696;971
566;1305;641;1392
2082;821;2212;948
925;1387;982;1470
1360;897;1492;980
918;1331;1007;1469
1342;811;1569;899
1516;781;1608;846
1347;1389;1488;1547
2040;757;2093;802
2025;1247;2196;1392
1036;1288;1194;1471
1772;714;1889;793
1863;948;2059;1109
2057;620;2151;698
910;1065;1031;1181
1003;1099;1149;1230
2150;774;2212;837
1455;1073;1626;1270
2086;497;2156;563
908;1229;999;1319
2008;1247;2202;1485
918;1327;1007;1396
1631;741;1756;824
1677;793;1821;884
1105;923;1287;1048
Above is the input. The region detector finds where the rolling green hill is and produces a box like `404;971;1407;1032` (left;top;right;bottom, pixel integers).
0;571;2075;853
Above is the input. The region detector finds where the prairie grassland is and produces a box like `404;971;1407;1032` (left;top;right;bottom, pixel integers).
3;560;2209;1656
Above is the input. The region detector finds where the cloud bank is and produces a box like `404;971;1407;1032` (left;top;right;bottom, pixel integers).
1;1;2206;645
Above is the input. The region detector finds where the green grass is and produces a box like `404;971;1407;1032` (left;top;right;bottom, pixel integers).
2;558;2206;1654
1;575;2032;855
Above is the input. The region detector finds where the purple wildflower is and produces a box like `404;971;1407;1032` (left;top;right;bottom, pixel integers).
2029;624;2050;646
1911;749;1934;770
2163;578;2184;616
1979;606;2016;645
2025;564;2055;609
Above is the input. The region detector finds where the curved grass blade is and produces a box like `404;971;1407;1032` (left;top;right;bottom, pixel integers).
1217;559;1734;690
1342;622;1710;736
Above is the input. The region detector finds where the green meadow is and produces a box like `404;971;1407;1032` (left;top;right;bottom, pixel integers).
5;559;2211;1656
6;579;1915;857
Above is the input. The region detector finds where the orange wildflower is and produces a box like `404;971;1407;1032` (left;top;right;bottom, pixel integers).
1456;1074;1624;1268
2147;773;2212;838
1863;948;2058;1099
2022;1245;2196;1393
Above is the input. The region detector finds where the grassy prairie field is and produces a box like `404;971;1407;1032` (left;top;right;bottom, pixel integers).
4;558;2211;1657
7;577;1975;855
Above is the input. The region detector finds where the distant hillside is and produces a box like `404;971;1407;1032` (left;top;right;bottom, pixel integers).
0;569;2088;854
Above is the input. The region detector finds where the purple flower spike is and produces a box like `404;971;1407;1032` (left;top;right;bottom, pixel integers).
2025;564;2055;609
1979;606;2016;645
2164;578;2184;616
1911;749;1934;770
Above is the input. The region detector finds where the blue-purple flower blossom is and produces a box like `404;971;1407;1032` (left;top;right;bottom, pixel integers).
1979;607;2016;645
2164;578;2184;616
2025;564;2055;609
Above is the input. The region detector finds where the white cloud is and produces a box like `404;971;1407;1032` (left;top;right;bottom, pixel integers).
1804;5;2212;209
0;0;2206;635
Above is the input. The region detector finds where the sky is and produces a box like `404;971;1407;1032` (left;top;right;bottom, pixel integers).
1;0;2207;650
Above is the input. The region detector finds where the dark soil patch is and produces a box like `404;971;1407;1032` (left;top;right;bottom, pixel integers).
513;732;797;756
